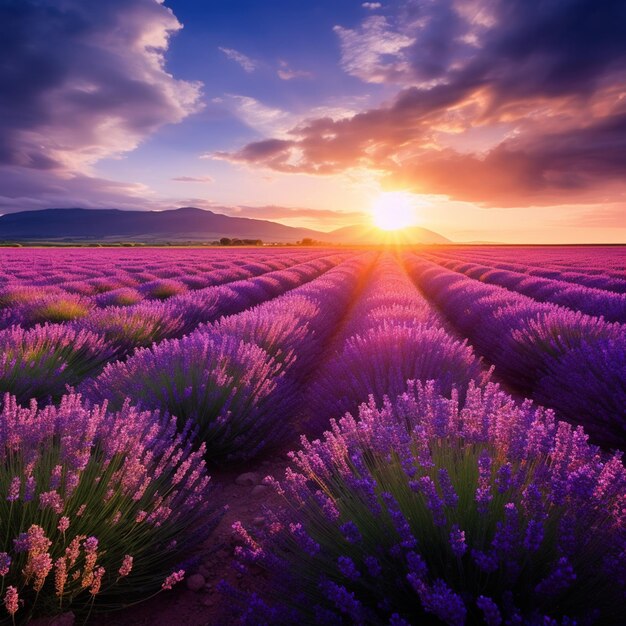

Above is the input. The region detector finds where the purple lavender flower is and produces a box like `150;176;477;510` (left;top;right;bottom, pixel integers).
364;555;382;578
437;468;458;508
411;578;466;626
337;556;360;581
477;595;502;626
0;553;11;576
340;522;362;544
449;525;467;558
475;450;493;514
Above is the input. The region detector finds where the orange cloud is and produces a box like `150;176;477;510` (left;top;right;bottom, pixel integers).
217;0;626;209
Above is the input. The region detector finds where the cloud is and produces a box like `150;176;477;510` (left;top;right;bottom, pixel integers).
205;95;363;152
0;0;203;210
0;167;159;213
385;120;626;207
218;47;257;73
221;0;626;207
362;3;382;9
171;175;214;183
213;138;297;171
333;16;415;84
0;0;202;173
277;68;312;80
567;204;626;228
218;51;311;81
217;205;366;222
277;61;313;81
219;95;294;136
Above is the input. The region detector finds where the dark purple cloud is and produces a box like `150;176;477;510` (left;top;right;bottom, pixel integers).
0;0;201;209
0;167;158;213
221;0;626;207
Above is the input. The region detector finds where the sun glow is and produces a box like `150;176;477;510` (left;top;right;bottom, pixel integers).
370;192;420;231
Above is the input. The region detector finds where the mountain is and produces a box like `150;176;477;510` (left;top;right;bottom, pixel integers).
325;224;450;244
0;207;450;244
0;207;322;243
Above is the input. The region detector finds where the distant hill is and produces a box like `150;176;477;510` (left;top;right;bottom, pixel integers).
0;207;323;243
325;224;450;244
0;207;450;244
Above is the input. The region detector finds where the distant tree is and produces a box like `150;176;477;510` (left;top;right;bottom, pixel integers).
298;238;316;246
220;237;232;246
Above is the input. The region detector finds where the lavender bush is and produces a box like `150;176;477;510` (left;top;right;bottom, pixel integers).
17;294;94;327
231;382;626;625
139;279;188;300
83;331;288;462
207;296;318;366
0;393;218;622
76;302;186;357
310;324;484;421
0;286;62;309
94;287;144;308
535;336;626;448
0;325;116;404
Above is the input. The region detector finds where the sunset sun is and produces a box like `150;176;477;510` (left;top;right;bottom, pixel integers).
371;192;419;231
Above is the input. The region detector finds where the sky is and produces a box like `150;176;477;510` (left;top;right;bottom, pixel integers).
0;0;625;242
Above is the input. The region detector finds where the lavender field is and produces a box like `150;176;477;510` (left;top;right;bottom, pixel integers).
0;246;625;625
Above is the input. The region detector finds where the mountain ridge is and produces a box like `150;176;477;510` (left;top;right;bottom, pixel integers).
0;207;451;244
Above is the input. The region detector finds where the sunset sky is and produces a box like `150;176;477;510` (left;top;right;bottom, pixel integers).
1;0;625;242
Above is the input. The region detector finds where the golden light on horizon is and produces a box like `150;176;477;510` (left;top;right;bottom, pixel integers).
370;192;420;231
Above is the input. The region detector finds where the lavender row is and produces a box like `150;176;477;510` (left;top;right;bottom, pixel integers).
436;245;626;277
304;253;486;433
73;251;353;357
205;251;377;380
0;247;327;288
422;252;626;323
428;248;626;294
82;254;375;463
0;249;317;296
0;250;339;328
405;255;626;449
0;253;353;404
